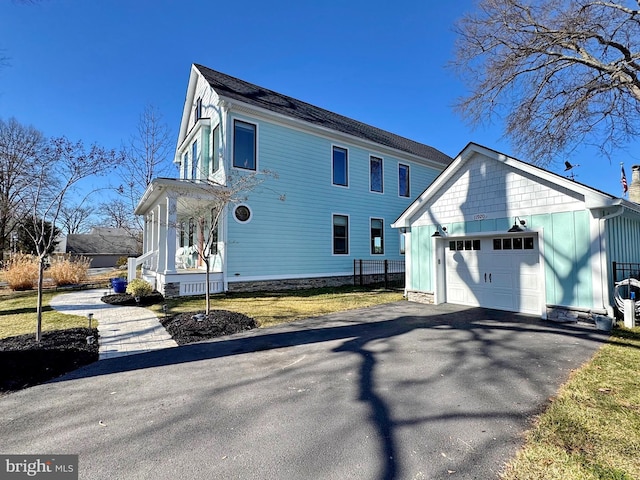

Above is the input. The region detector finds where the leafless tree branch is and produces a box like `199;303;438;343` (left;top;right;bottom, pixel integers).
452;0;640;164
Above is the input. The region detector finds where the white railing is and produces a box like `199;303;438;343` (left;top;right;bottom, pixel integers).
128;250;158;283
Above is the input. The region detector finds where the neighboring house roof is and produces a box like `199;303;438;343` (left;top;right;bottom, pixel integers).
393;142;640;228
65;233;140;255
193;63;452;166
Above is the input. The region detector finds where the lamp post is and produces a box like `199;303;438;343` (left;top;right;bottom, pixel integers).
10;232;18;256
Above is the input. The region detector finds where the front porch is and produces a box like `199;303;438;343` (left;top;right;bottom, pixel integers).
143;269;224;297
129;178;226;297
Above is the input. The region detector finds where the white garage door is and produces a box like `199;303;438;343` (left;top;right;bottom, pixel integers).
445;236;540;315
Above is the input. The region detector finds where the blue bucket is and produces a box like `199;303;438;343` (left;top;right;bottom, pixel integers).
111;278;128;294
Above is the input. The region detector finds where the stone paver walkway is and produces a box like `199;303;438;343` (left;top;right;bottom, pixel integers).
50;289;177;360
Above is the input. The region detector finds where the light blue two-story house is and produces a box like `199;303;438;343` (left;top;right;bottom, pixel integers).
131;64;451;296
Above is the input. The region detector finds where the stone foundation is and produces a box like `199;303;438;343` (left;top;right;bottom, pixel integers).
164;282;180;298
546;305;607;324
227;275;355;293
406;290;434;304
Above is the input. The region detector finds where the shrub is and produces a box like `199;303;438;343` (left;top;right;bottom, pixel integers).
115;256;129;268
48;255;91;286
3;254;39;290
126;278;153;297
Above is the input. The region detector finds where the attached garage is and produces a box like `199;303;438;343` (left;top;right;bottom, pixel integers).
444;234;540;315
393;143;640;321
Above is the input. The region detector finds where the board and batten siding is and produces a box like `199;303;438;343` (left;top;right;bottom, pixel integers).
408;210;594;309
224;114;441;280
607;215;640;265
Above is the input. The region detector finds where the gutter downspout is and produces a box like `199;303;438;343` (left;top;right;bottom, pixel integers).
599;205;625;316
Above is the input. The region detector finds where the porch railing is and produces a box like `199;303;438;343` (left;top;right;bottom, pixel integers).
127;250;157;283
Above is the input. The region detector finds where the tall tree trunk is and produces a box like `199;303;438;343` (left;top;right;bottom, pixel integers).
36;255;46;342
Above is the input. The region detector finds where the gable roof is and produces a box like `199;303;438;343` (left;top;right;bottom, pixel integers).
65;232;140;255
193;64;452;166
392;142;640;228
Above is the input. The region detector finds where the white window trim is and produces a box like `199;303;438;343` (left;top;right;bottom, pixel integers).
191;139;199;180
232;118;259;171
211;123;221;175
398;162;410;198
369;155;384;194
370;216;385;255
331;144;349;189
331;213;350;256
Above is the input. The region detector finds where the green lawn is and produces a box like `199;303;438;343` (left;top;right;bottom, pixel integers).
0;290;94;340
148;285;405;327
501;326;640;479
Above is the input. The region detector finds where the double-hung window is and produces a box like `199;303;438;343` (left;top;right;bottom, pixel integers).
182;153;188;179
212;125;220;173
371;218;384;254
210;208;219;255
195;97;202;122
332;146;348;187
370;156;383;193
399;164;410;197
333;215;349;255
233;120;256;170
191;140;198;179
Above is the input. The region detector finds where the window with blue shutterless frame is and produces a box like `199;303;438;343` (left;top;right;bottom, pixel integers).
233;120;256;170
332;146;348;186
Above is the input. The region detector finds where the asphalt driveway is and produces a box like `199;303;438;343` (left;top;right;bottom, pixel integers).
0;302;607;479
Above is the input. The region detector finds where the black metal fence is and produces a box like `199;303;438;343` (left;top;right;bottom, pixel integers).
353;259;405;289
612;262;640;282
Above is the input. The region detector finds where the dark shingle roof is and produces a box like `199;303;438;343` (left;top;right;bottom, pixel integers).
194;64;452;166
66;233;140;255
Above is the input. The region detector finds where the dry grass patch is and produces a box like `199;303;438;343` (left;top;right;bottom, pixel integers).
48;255;91;286
501;327;640;480
3;254;39;290
153;286;405;328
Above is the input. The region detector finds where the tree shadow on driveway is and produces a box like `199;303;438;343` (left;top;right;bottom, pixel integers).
52;302;608;479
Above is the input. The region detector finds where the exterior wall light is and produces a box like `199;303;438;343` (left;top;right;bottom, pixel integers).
508;217;527;232
432;226;447;237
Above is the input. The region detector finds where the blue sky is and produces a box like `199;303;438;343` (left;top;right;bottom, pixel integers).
0;0;634;199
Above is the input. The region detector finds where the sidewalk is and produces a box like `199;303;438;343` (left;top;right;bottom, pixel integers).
50;289;177;360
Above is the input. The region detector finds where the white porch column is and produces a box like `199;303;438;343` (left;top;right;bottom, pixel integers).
157;203;166;272
165;195;177;274
150;210;156;268
144;215;150;253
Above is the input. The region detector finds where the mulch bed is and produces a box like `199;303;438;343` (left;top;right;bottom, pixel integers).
160;311;258;345
0;328;99;395
0;291;259;395
101;292;165;307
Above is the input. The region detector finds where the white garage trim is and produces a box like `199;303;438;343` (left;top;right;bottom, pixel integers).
434;230;546;317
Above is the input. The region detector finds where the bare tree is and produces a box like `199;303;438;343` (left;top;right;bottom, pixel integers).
17;136;123;341
59;202;96;235
179;171;282;314
452;0;640;164
116;105;174;231
0;117;44;253
99;198;136;230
